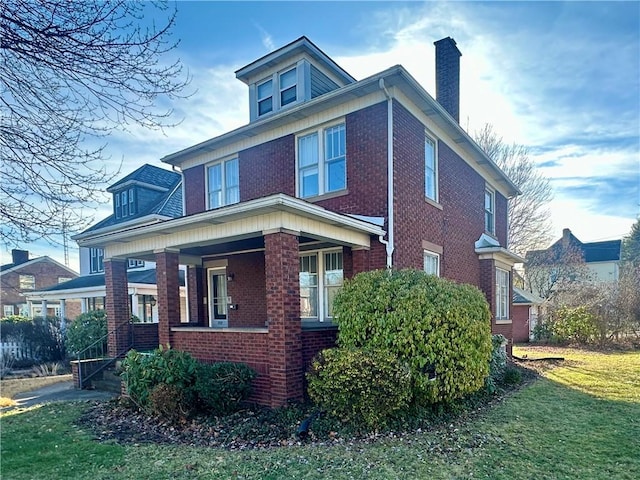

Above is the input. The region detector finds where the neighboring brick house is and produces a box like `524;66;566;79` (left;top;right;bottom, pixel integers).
0;249;80;319
74;36;521;407
28;164;187;339
512;287;545;343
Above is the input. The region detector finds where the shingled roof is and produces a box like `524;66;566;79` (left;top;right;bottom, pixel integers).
526;228;621;264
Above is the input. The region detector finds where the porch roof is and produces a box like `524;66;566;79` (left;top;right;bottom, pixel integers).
75;194;386;262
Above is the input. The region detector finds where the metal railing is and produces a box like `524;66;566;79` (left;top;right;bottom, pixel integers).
76;322;134;389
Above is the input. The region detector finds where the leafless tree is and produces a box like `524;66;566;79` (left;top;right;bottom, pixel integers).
474;124;553;257
0;0;190;246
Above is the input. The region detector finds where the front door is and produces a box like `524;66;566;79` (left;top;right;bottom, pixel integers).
208;268;228;328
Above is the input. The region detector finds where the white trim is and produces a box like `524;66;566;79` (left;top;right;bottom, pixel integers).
299;247;343;322
425;133;438;203
423;250;440;277
0;256;78;277
484;186;495;235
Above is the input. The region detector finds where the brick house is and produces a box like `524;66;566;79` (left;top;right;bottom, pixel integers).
28;164;187;346
74;36;521;407
0;249;80;319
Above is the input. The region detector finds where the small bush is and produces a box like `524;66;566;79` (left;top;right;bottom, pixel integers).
333;269;492;406
195;362;256;415
148;383;190;420
121;345;198;412
503;366;523;385
306;348;411;430
65;311;108;357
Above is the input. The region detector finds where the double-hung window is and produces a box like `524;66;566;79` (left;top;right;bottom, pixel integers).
423;250;440;276
115;188;135;219
257;79;273;116
484;188;495;234
496;268;510;320
297;123;346;198
299;250;343;321
207;158;239;209
19;274;35;290
279;68;297;107
425;136;438;201
90;248;104;273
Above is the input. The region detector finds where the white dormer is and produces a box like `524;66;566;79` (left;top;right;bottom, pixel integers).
235;36;355;122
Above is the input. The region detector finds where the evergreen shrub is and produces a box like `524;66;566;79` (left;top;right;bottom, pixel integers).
65;310;107;356
332;269;492;406
195;362;256;415
306;347;411;430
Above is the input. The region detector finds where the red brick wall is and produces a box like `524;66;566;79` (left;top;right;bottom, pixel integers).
227;252;267;328
172;330;271;405
301;329;338;370
155;251;181;346
512;305;531;343
183;165;205;215
240;136;295;201
132;323;159;351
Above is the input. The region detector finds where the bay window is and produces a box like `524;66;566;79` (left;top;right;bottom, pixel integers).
496;268;510;320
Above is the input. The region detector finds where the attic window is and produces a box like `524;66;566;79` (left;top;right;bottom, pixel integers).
115;188;136;219
279;68;297;106
255;65;299;118
257;79;273;116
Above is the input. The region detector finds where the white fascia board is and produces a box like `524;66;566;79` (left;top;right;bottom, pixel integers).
0;256;78;277
75;194;386;248
476;246;525;265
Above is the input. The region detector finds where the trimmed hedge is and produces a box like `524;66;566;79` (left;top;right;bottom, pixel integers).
332;269;492;405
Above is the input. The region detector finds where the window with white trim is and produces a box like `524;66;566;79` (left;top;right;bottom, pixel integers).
90;248;104;273
299;249;343;321
496;268;510;320
19;274;35;290
423;250;440;276
257;79;273;116
4;305;14;317
207;158;239;209
484;188;495;234
115;188;135;219
297;123;346;198
279;68;297;107
425;136;438;201
128;259;144;269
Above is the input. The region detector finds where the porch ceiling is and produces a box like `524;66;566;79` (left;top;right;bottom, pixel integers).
77;194;385;262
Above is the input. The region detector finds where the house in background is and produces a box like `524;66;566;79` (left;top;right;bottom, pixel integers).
512;287;545;343
75;36;521;407
525;228;622;298
27;164;187;333
0;249;80;319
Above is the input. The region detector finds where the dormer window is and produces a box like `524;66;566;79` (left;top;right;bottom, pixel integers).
279;68;297;106
115;187;135;219
257;79;273;116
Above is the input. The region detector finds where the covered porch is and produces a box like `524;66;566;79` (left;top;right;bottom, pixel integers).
78;194;386;407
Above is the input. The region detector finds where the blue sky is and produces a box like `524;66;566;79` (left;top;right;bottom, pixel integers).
14;1;640;271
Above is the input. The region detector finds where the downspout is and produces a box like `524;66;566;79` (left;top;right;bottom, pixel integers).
379;78;394;269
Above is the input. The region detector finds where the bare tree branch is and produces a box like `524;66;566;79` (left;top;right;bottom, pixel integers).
0;0;190;246
474;124;554;257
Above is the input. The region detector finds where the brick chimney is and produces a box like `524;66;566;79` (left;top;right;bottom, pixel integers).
12;249;29;265
434;37;462;123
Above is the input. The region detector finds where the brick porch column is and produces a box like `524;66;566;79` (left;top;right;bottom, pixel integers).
264;230;302;407
155;249;181;347
105;258;130;358
187;265;205;324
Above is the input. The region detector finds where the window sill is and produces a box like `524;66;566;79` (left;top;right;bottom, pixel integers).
302;321;338;331
495;319;512;325
424;197;443;210
171;326;268;334
301;189;349;203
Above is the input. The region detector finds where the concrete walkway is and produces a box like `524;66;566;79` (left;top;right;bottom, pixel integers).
8;381;118;409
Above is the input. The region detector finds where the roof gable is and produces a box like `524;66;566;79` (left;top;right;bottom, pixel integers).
0;256;78;277
107;164;180;193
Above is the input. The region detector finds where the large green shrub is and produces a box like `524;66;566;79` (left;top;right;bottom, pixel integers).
65;310;108;357
551;305;598;344
0;315;65;362
306;347;411;430
194;362;256;415
333;269;492;405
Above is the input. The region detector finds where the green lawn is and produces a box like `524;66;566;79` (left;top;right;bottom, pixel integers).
2;346;639;479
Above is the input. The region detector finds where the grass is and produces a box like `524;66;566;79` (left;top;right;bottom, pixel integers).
1;346;639;479
0;374;72;407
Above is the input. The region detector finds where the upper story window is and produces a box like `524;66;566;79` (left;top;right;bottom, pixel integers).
255;65;298;118
423;250;440;276
425;136;438;202
279;68;297;107
496;268;510;320
297;123;346;199
19;274;35;290
115;188;135;219
484;187;495;235
207;158;239;209
90;248;104;273
257;79;273;116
